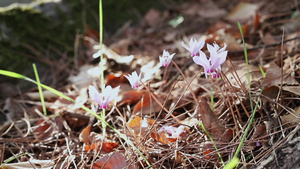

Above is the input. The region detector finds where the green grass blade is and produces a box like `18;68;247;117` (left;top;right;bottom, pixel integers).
0;153;33;167
0;70;26;79
231;22;263;160
259;64;266;78
200;122;224;167
237;22;254;111
99;0;106;132
32;64;47;116
224;157;240;169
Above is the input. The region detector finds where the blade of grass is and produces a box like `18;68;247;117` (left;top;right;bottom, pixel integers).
224;157;239;169
99;0;106;134
200;122;224;166
238;22;254;112
259;64;266;78
231;22;263;160
0;69;152;168
32;63;47;116
0;153;33;167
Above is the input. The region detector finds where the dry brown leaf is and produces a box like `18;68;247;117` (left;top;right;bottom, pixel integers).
106;73;128;88
262;63;299;86
261;86;280;102
84;142;119;152
280;106;300;125
282;86;300;96
150;132;177;144
132;93;164;115
91;153;134;169
118;90;148;106
79;124;91;145
198;97;233;142
127;116;155;135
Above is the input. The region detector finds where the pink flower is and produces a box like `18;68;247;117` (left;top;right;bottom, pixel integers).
182;37;205;57
124;71;141;88
159;50;175;66
193;43;227;78
159;125;186;138
89;85;120;109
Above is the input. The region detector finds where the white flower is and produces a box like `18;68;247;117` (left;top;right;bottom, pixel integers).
124;71;141;88
159;50;175;66
182;37;205;57
89;85;120;109
193;43;227;78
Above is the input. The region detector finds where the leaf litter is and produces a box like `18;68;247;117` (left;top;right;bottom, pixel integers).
1;0;300;168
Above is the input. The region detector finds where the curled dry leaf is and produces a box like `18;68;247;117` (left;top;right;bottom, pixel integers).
80;125;119;152
79;124;91;145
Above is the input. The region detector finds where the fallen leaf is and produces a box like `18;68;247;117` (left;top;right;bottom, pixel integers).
118;90;148;106
280;106;300;125
102;142;119;153
84;142;119;153
68;65;103;88
198;97;232;142
92;153;133;169
34;120;51;134
106;73;128;88
151;132;177;144
79;124;91;145
250;124;267;147
282;85;300;96
262;63;299;86
132;93;164;115
261;86;280;102
127;116;155;135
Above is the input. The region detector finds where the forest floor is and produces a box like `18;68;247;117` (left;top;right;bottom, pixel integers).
1;0;300;168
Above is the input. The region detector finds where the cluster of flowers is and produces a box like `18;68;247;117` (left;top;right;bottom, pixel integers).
88;38;228;136
161;37;228;78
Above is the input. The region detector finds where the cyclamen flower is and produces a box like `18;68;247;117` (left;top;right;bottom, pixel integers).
124;71;141;88
193;43;227;78
159;125;186;138
89;85;120;109
182;37;205;57
159;50;175;66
